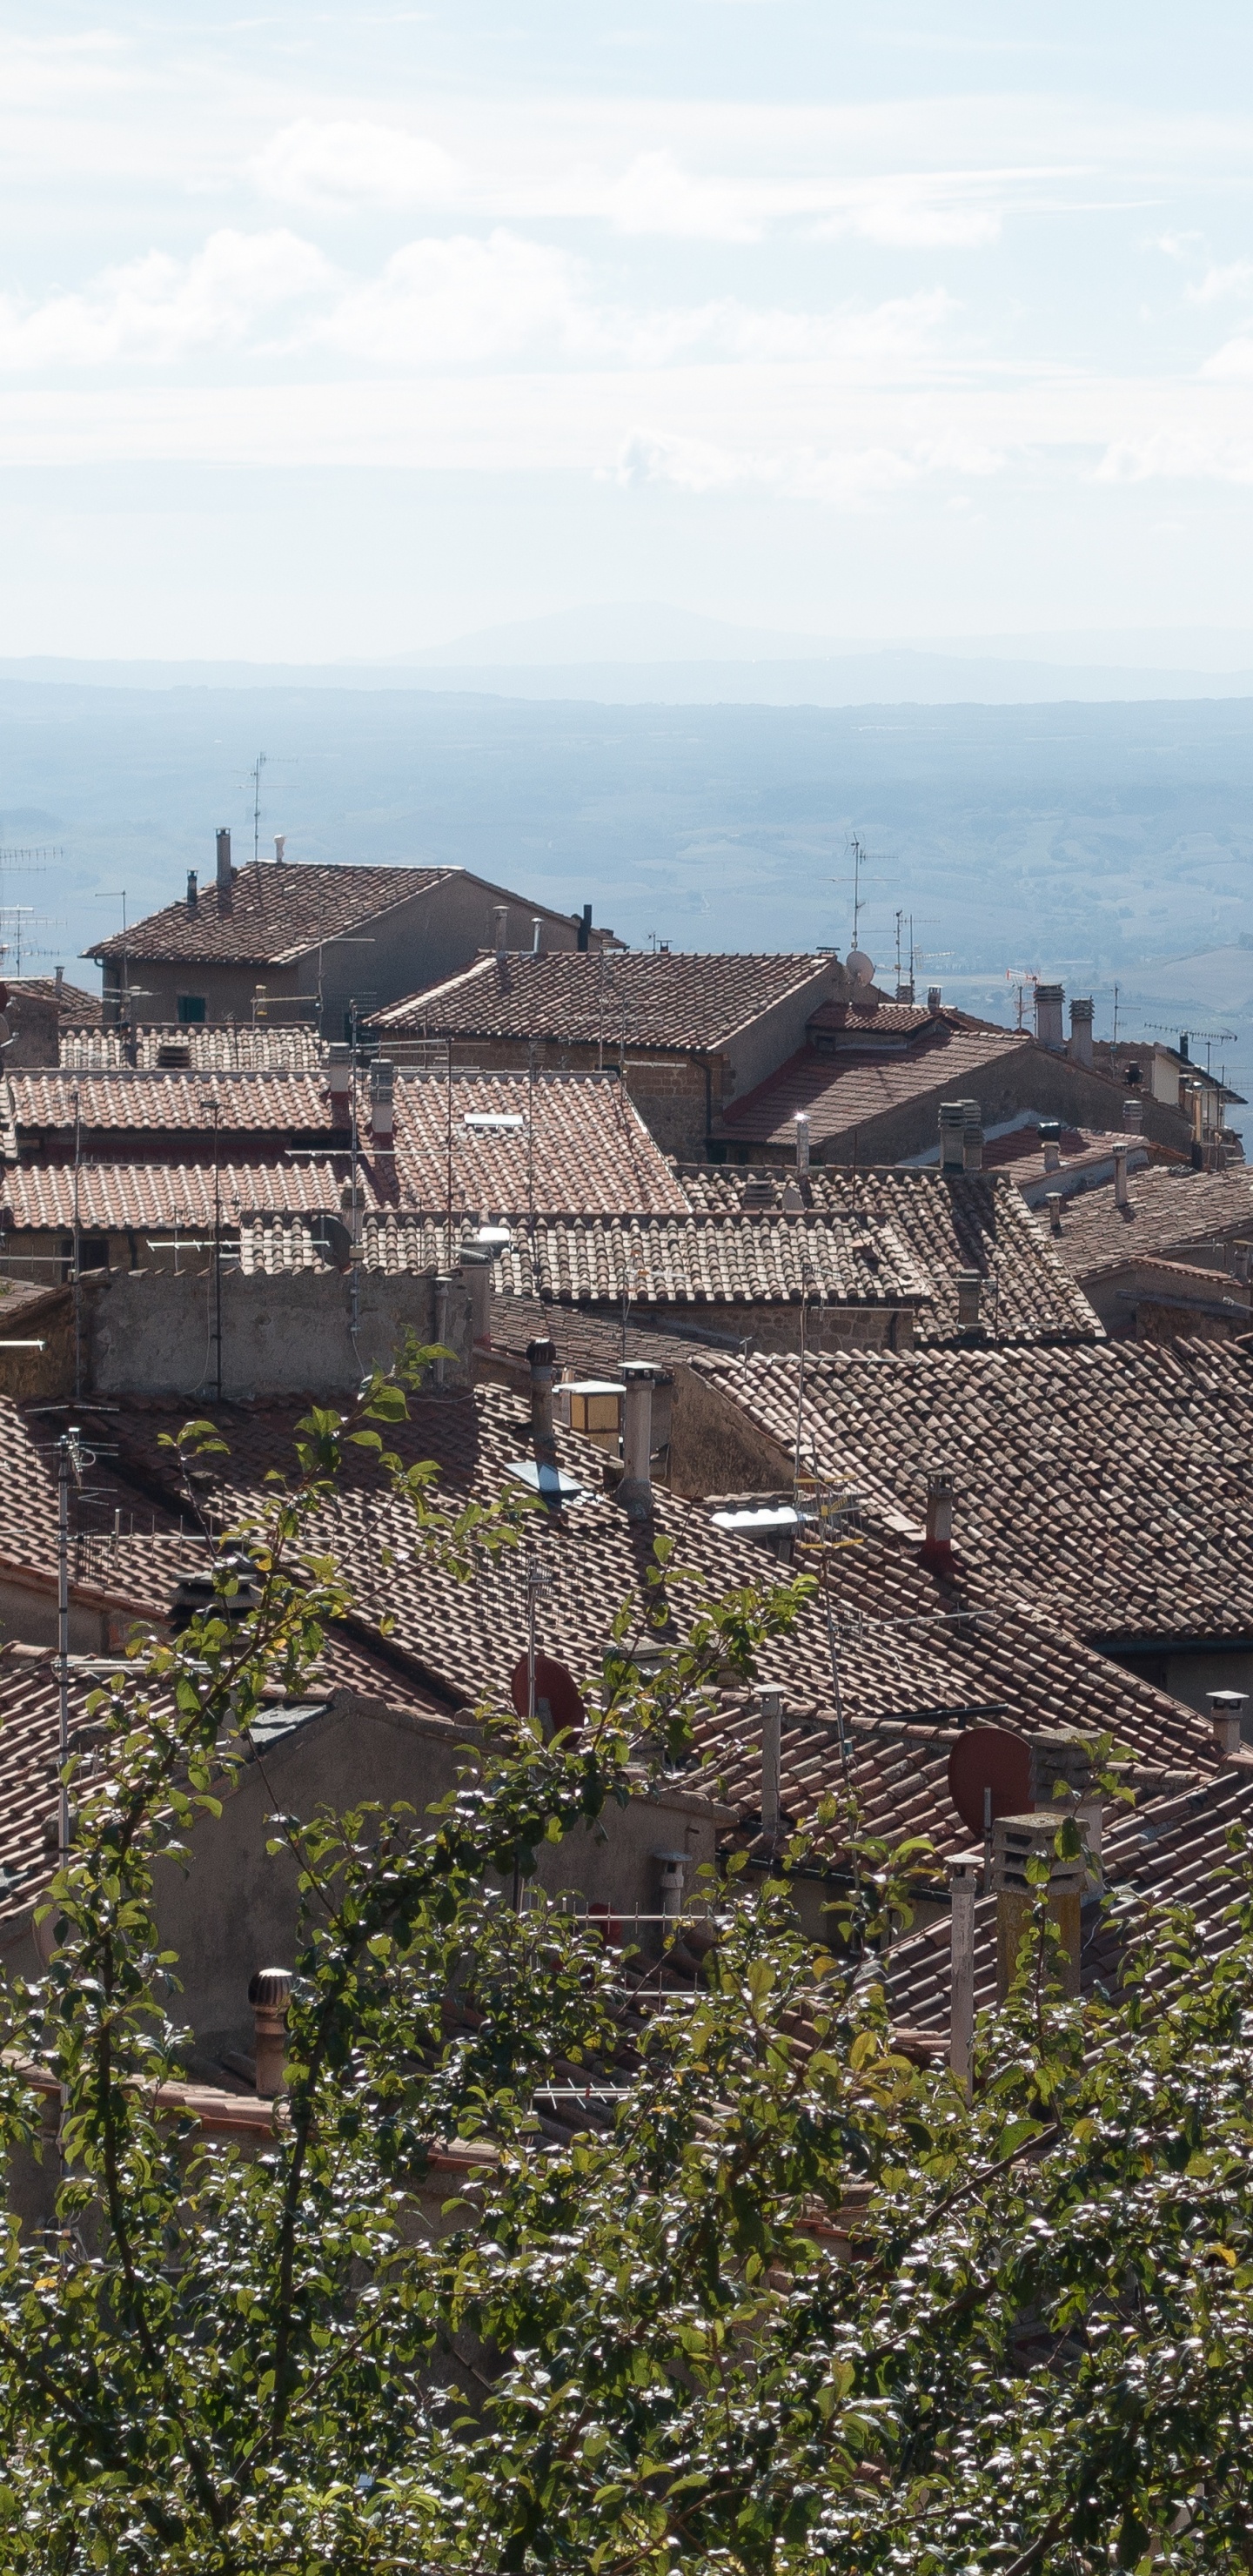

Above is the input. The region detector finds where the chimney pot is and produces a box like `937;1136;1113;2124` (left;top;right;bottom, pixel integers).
955;1269;982;1331
1035;983;1064;1050
760;1686;782;1847
493;904;509;953
1208;1689;1247;1758
369;1058;395;1150
248;1965;292;2097
939;1100;967;1172
531;916;542;953
274;833;285;863
794;1111;810;1175
186;869;198;914
927;985;942;1013
1112;1139;1129;1207
962;1101;983;1173
526;1336;559;1493
1045;1191;1063;1235
577;901;593;953
1122;1097;1143;1133
924;1468;955;1553
618;1361;657;1521
1069;996;1094;1068
216;826;231;885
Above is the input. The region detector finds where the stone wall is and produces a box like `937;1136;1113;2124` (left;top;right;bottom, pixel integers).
86;1263;473;1399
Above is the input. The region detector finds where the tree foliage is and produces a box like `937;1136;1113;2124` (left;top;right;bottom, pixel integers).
0;1367;1251;2571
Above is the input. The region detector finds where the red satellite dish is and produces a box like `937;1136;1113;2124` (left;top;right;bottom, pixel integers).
947;1727;1031;1838
510;1651;586;1734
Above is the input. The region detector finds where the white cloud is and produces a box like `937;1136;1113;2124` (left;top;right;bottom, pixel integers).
0;229;332;368
1095;429;1253;482
810;184;1002;249
613;426;1003;506
318;231;591;366
1189;261;1253;306
251;119;465;212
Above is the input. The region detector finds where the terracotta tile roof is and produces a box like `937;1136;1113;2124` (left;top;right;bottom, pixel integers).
675;1167;1100;1348
9;977;103;1026
372;949;835;1054
686;1338;1253;1647
97;1385;1216;1798
61;1026;326;1073
806;996;935;1038
522;1212;931;1310
86;863;452;967
386;1072;688;1217
0;1149;364;1236
9;1070;332;1136
884;1763;1253;2036
716;1021;1032;1149
1049;1165;1253;1282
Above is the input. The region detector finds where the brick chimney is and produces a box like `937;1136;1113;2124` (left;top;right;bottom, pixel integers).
1035;983;1064;1050
248;1967;291;2096
617;1362;657;1522
955;1270;982;1331
1208;1690;1247;1758
370;1060;395;1152
1029;1730;1103;1891
992;1814;1085;2000
1069;996;1094;1068
215;826;232;912
923;1468;955;1559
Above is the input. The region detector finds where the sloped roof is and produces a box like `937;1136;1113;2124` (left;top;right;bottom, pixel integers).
676;1166;1101;1348
684;1337;1253;1647
1049;1164;1253;1282
806;996;935;1038
372;949;835;1053
717;1020;1033;1147
8;977;103;1026
9;1069;332;1135
491;1211;933;1311
884;1762;1253;2036
61;1026;325;1073
87;864;453;967
95;1384;1216;1791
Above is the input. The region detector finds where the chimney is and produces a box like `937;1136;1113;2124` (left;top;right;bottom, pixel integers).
1029;1730;1102;1891
526;1333;558;1466
895;977;915;1004
370;1059;395;1151
1122;1096;1142;1133
992;1814;1085;2001
577;902;593;953
955;1270;982;1332
1234;1240;1253;1285
531;916;542;954
1112;1139;1129;1207
1178;1030;1189;1063
1034;983;1064;1050
939;1101;967;1172
948;1857;980;2098
186;869;198;914
617;1362;656;1522
215;827;232;909
760;1686;782;1848
927;985;942;1013
248;1967;292;2097
1208;1689;1247;1758
1045;1191;1063;1235
493;905;508;953
962;1103;983;1173
654;1852;686;1921
1069;996;1094;1068
328;1042;352;1127
794;1111;810;1176
274;834;285;863
923;1468;955;1555
1039;1117;1062;1173
463;1244;493;1352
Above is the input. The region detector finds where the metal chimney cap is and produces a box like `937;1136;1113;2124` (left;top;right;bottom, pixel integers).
526;1336;556;1366
248;1967;292;2009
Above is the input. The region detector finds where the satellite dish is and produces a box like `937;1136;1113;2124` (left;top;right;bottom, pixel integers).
510;1651;586;1734
846;947;875;987
947;1727;1031;1838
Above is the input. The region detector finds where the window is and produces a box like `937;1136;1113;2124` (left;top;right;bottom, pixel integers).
177;995;206;1024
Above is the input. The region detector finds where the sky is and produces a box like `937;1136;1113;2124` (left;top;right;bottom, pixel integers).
8;2;1253;659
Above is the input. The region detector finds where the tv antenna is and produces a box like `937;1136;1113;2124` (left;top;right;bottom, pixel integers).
834;835;891;952
239;754;297;867
1004;969;1039;1032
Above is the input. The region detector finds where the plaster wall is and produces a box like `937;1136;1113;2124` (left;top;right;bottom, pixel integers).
87;1264;472;1399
